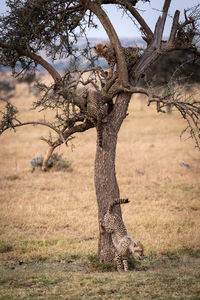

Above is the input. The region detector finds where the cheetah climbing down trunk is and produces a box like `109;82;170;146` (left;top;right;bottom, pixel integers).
100;199;144;271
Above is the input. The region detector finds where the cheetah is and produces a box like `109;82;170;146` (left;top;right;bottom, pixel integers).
100;198;144;271
94;43;139;79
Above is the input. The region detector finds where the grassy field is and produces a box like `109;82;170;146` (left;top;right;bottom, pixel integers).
0;81;200;299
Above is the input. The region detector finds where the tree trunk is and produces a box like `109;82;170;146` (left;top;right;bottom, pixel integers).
42;146;55;171
95;93;131;263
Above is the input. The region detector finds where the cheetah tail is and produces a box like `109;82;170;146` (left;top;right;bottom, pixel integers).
108;198;130;213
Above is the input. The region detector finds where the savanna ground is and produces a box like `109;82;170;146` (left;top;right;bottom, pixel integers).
0;76;200;299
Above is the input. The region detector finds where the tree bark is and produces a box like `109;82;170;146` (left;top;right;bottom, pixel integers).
95;92;131;262
42;146;55;171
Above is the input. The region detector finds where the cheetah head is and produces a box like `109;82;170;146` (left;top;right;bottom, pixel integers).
129;240;144;258
94;43;109;56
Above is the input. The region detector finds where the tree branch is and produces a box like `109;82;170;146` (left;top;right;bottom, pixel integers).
102;0;154;43
0;41;62;84
2;119;61;135
156;0;171;46
169;10;180;43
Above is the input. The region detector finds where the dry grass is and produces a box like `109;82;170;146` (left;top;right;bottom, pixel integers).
0;81;200;263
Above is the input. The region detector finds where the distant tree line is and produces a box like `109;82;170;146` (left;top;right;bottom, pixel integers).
143;50;200;87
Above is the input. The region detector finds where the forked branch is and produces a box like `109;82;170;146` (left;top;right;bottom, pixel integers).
101;0;154;43
133;0;197;80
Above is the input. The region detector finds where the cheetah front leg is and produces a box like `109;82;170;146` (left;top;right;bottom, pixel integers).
115;253;123;272
122;256;129;272
107;61;115;79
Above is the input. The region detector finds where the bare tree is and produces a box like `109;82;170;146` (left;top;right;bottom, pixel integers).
0;0;200;263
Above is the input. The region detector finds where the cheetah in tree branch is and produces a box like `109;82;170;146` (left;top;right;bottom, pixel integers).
94;43;139;80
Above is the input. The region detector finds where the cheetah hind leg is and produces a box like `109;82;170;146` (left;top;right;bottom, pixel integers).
99;219;105;234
